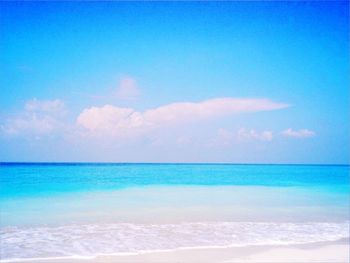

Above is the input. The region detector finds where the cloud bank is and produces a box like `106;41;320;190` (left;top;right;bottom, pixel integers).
77;98;289;137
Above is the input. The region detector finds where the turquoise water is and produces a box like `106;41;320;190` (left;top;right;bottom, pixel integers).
1;163;348;198
0;163;349;261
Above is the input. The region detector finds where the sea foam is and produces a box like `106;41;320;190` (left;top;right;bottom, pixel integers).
1;221;348;261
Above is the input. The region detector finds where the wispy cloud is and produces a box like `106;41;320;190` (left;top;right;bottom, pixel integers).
210;126;316;148
77;98;289;137
210;127;274;147
115;76;140;99
25;98;66;116
281;128;316;138
1;99;67;137
70;76;141;101
237;128;273;141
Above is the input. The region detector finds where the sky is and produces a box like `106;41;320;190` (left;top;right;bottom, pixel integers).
0;1;349;164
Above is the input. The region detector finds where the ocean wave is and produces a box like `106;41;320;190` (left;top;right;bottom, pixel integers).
1;221;348;262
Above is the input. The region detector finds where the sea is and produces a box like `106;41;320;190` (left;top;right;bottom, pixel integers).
0;163;349;262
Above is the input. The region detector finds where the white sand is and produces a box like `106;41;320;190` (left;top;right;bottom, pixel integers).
225;244;349;262
8;239;349;263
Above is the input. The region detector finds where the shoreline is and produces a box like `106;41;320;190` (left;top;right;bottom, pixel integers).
3;238;349;263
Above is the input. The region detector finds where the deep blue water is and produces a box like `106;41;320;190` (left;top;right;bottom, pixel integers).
1;163;349;199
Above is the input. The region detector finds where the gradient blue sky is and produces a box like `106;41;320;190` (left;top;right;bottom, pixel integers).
0;1;349;164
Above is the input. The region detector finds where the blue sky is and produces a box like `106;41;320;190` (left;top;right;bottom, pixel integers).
0;1;349;164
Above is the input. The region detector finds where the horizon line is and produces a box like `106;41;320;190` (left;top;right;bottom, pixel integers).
0;162;349;166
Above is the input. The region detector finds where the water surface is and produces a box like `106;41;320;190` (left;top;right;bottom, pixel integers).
0;163;349;262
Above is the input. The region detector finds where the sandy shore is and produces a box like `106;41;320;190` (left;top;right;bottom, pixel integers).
6;238;349;263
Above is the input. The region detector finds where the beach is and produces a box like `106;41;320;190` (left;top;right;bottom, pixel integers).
1;164;349;262
2;1;349;262
4;240;349;263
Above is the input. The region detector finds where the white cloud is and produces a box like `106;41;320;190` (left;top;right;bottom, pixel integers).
77;105;143;136
2;97;290;142
77;98;289;137
281;128;316;138
1;99;67;137
25;98;66;116
115;76;140;99
144;98;288;124
2;115;61;136
237;128;273;141
210;127;274;148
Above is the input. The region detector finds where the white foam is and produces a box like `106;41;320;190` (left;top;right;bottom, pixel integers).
1;221;348;262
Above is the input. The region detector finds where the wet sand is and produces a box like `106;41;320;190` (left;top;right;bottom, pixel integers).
7;239;349;263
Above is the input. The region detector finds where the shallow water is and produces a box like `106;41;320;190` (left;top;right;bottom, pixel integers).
1;163;348;198
1;222;348;261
